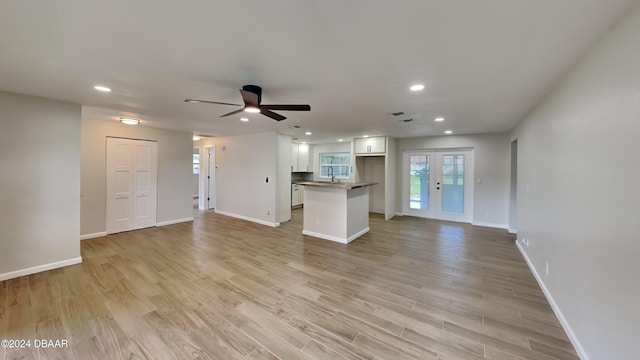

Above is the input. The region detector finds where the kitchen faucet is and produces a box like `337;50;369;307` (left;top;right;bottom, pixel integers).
328;166;335;183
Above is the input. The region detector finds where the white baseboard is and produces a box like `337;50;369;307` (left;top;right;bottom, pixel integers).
471;221;508;229
0;257;83;282
302;227;370;244
516;242;589;360
347;227;370;243
395;212;405;216
508;228;518;234
214;210;280;228
156;217;194;227
80;232;107;241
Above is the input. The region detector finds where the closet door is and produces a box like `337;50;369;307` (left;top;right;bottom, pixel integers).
106;138;157;234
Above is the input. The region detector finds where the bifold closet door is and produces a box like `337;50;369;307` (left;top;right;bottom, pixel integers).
106;137;157;234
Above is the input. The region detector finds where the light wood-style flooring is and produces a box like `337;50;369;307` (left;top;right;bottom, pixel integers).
0;209;578;359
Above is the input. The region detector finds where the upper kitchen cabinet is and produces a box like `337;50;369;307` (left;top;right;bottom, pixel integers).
291;143;313;172
354;136;386;155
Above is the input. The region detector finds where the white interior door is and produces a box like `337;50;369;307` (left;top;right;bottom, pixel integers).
106;138;157;234
208;147;216;209
403;149;474;223
106;138;134;234
132;141;157;229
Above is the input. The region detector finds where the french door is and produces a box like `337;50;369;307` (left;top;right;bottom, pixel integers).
403;149;474;222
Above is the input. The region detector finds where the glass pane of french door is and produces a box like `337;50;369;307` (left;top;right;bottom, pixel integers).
441;154;465;214
409;154;429;210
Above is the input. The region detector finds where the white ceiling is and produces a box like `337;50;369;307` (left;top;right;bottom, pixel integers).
0;1;634;143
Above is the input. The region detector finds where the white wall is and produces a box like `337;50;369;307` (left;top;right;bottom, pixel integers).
0;92;82;280
511;4;640;359
385;137;397;220
396;133;511;227
363;156;385;213
277;134;292;223
197;131;283;227
81;117;193;236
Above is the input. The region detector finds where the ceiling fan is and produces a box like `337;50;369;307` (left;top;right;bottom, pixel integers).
185;85;311;121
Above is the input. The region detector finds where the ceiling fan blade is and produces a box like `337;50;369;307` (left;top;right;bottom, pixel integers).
261;104;311;111
220;108;245;117
240;89;259;106
261;109;287;121
184;99;242;106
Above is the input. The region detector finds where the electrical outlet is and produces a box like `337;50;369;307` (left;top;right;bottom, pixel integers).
545;261;549;276
266;210;271;215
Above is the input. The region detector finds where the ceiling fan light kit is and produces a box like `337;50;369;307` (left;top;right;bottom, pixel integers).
185;84;310;121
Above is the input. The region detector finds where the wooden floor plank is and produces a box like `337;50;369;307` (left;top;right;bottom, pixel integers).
0;209;578;359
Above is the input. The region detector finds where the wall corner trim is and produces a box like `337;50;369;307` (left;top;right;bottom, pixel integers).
156;217;194;227
214;210;280;228
0;257;83;282
80;232;107;241
516;242;590;360
302;227;369;244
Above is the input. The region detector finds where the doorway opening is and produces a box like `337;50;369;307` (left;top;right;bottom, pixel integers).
196;146;216;211
193;147;199;209
509;139;518;233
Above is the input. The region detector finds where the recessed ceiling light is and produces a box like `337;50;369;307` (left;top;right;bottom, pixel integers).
338;139;344;142
444;130;452;134
119;117;139;125
435;117;445;122
240;117;249;122
305;131;312;135
410;84;424;91
94;85;111;92
244;106;260;113
193;135;201;141
363;135;369;138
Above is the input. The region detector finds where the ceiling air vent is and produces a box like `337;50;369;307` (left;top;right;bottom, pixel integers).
400;118;414;123
390;111;405;116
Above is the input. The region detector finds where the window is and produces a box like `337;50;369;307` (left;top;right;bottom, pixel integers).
319;152;350;179
193;153;200;175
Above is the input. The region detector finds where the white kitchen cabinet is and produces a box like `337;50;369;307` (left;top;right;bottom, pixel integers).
291;143;312;172
354;137;386;155
298;144;309;171
291;184;303;207
291;144;299;171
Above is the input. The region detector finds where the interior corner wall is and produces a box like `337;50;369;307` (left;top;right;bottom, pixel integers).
277;134;292;223
81;117;193;236
395;133;511;227
0;92;81;280
197;131;279;226
511;3;640;358
385;137;397;219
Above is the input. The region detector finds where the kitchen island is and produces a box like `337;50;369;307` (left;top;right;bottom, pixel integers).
297;182;377;243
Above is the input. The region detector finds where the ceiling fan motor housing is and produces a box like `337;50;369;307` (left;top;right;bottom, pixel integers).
242;84;262;104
